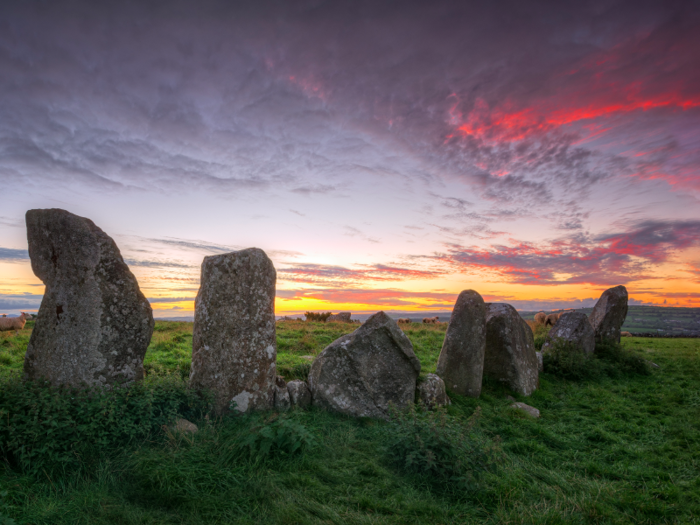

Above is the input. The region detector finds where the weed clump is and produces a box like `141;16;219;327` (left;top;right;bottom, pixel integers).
0;374;210;476
304;311;333;322
543;338;650;381
382;405;497;494
238;414;317;462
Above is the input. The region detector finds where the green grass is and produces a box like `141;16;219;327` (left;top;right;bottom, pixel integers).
0;320;698;523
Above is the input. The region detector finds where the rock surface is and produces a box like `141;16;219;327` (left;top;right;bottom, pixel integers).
541;311;595;354
588;285;629;344
536;351;543;373
274;376;291;411
417;373;450;409
24;209;154;387
483;303;539;396
435;290;486;397
510;402;540;418
172;418;198;434
287;379;312;408
189;248;277;415
327;312;352;323
308;311;421;419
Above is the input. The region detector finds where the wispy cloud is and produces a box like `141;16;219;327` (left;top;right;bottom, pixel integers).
0;248;29;262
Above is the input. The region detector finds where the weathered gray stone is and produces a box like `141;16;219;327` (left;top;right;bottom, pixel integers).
588;285;628;344
510;402;540;418
172;418;198;434
536;351;543;373
274;376;291;411
436;290;486;398
541;311;595;354
287;379;312;408
190;248;277;415
23;209;154;387
417;373;450;409
327;312;352;323
308;311;421;419
483;303;538;396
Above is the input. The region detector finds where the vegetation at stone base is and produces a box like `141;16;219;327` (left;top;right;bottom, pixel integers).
0;321;698;523
303;311;333;322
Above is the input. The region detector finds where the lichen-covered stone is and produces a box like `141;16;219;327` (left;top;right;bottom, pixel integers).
274;376;291;411
436;290;486;397
172;418;198;434
417;373;450;409
287;379;312;408
189;248;276;415
483;303;538;396
308;311;421;419
589;285;628;344
541;311;595;354
23;209;154;387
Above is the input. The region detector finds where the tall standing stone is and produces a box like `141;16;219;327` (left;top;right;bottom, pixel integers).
436;290;486;397
541;311;595;354
308;311;421;419
190;248;277;414
588;285;628;344
24;209;154;386
483;303;538;396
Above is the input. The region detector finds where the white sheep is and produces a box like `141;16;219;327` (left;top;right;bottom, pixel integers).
0;312;28;332
422;316;439;324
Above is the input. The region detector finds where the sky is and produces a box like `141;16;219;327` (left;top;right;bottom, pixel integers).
1;0;699;318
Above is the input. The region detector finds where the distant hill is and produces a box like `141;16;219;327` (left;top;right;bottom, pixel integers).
520;305;700;335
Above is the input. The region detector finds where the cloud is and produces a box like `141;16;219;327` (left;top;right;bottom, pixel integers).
125;259;193;269
147;296;195;303
278;262;445;284
0;248;29;262
436;219;700;285
0;293;43;311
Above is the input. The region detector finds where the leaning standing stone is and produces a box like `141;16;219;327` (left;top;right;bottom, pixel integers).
436;290;486;397
483;303;538;396
588;285;628;344
541;311;595;354
308;311;421;419
190;248;277;415
23;209;154;387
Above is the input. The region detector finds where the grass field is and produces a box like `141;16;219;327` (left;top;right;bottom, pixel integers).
0;320;699;524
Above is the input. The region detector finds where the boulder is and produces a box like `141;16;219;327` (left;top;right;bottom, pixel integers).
327;312;352;323
23;209;154;387
172;418;198;434
435;290;486;397
417;373;450;409
189;248;277;415
274;376;291;411
510;402;540;418
541;311;595;354
308;311;421;419
483;303;538;396
287;379;312;408
588;285;628;344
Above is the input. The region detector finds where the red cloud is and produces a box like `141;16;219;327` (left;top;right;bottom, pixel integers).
277;263;445;284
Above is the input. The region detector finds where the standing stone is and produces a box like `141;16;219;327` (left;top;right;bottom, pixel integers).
327;312;352;323
436;290;486;397
483;303;538;396
417;373;450;409
541;311;595;354
308;311;421;419
588;285;628;344
190;248;277;415
287;379;312;408
24;209;154;387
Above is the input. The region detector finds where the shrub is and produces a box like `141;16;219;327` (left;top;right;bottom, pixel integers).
0;374;210;475
532;323;551;351
237;414;317;462
304;312;333;322
382;405;496;493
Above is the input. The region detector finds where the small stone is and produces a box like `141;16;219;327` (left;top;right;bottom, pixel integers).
308;311;421;419
287;379;312;408
173;418;198;434
189;248;277;415
483;303;538;396
300;355;315;360
23;209;154;387
536;351;543;372
589;285;629;344
327;312;353;323
417;373;449;409
274;376;291;411
436;290;486;398
510;402;540;418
